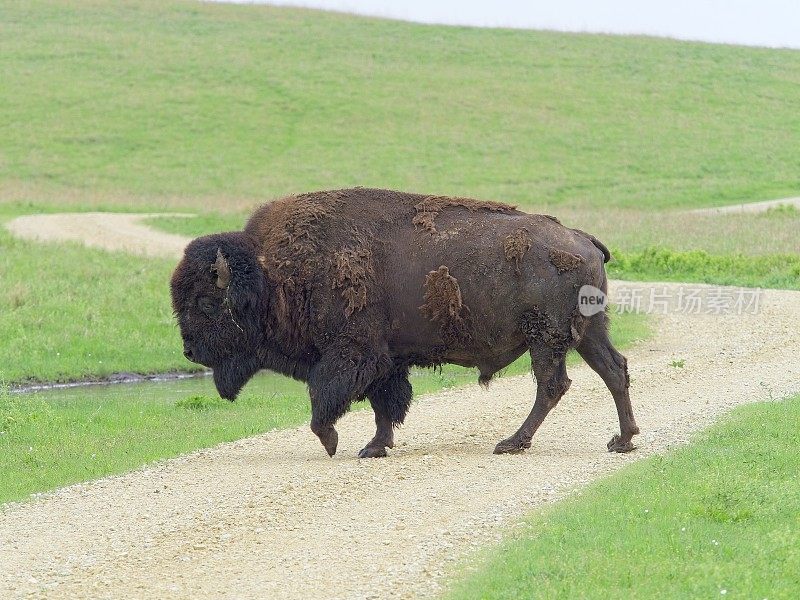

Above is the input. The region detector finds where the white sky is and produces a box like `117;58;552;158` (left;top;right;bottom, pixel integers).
214;0;800;49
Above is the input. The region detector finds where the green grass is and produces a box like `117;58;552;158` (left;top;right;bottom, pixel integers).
609;247;800;290
764;204;800;217
2;0;799;211
558;206;800;257
145;214;247;238
0;218;194;384
0;376;311;503
0;309;647;504
446;395;800;599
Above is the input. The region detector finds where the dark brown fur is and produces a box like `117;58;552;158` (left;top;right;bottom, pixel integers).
171;188;638;458
333;246;374;317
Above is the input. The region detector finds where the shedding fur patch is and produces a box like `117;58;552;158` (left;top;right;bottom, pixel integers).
503;228;531;274
419;266;473;345
245;191;347;353
548;248;584;273
520;307;587;358
260;191;344;287
412;195;516;234
332;246;374;317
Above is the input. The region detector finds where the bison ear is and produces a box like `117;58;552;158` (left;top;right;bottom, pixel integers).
212;248;232;289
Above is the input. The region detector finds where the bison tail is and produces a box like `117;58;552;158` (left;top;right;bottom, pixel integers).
590;235;611;263
571;228;611;263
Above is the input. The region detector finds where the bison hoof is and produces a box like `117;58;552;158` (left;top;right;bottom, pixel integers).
493;438;530;455
358;446;388;459
312;426;338;457
607;434;636;453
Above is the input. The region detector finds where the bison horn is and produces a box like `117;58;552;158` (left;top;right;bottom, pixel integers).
213;248;232;289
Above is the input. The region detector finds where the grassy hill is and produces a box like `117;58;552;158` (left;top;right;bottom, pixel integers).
2;0;799;211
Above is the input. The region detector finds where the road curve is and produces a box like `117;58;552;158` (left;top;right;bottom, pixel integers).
4;213;193;259
688;196;800;215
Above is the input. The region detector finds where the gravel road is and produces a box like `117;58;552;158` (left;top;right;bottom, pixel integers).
2;279;799;599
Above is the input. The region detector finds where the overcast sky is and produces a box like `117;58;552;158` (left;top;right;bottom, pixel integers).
215;0;800;49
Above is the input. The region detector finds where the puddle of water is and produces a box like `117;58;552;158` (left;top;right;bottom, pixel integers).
19;370;307;406
11;373;208;394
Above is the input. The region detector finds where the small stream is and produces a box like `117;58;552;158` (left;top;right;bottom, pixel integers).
13;371;303;406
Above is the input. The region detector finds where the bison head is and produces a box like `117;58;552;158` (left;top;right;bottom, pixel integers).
170;232;266;400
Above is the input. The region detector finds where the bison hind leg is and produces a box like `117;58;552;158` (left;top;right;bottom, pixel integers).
494;308;575;455
576;312;639;452
494;352;571;454
360;367;412;459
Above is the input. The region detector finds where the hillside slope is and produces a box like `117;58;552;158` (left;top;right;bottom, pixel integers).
2;0;799;209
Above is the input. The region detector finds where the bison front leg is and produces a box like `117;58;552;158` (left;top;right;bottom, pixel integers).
308;379;351;458
360;368;413;458
308;348;391;457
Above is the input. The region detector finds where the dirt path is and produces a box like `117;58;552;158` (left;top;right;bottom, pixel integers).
689;196;800;215
4;213;193;259
2;278;799;599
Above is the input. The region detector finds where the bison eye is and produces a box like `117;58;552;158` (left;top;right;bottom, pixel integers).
197;296;217;315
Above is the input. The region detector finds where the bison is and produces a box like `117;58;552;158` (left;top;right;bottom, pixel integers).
171;188;638;457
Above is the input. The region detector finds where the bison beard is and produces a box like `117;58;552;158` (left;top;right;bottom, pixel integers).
212;354;261;401
170;188;639;458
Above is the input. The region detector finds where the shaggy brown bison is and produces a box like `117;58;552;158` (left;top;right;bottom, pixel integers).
171;188;638;458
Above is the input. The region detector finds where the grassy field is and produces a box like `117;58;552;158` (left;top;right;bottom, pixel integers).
607;247;800;290
563;205;800;257
2;0;799;212
0;307;649;503
0;215;193;384
0;376;306;503
446;395;800;599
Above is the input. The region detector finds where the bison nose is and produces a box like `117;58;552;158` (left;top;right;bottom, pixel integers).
183;346;195;361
